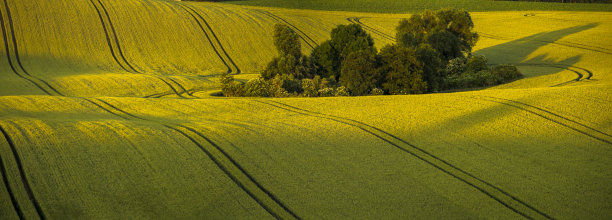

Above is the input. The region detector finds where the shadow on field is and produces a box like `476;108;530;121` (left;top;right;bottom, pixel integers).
474;23;599;78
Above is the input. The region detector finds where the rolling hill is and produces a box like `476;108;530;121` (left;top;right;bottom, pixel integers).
0;0;611;219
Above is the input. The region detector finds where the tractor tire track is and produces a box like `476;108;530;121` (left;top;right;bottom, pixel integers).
0;150;23;219
89;0;192;98
478;32;612;55
255;99;554;220
490;63;592;87
347;17;395;41
178;4;241;74
81;98;299;220
0;124;46;220
0;0;63;96
254;9;317;50
474;96;612;145
88;0;141;73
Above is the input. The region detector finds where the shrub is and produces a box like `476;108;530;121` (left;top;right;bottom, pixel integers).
444;70;502;89
370;88;384;95
223;81;244;97
492;64;522;82
334;86;350;96
465;55;489;73
244;77;271;97
302;77;320;97
318;87;335;97
445;57;468;76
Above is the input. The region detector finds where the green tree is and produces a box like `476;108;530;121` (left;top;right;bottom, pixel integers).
416;44;444;92
310;40;339;78
378;45;427;95
312;24;376;81
396;9;478;61
339;50;380;96
273;24;301;58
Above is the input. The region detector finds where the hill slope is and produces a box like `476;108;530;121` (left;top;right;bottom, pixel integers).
0;0;611;219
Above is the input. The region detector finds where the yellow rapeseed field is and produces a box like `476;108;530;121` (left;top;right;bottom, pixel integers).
0;0;610;219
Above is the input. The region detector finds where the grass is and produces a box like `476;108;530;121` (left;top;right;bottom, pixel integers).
225;0;612;13
0;0;611;219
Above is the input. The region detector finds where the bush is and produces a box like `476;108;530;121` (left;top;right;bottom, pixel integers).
318;87;335;97
339;50;380;96
465;55;489;73
302;77;320;97
334;86;350;96
370;88;384;95
223;81;244;97
244;77;271;97
444;70;502;89
492;64;522;82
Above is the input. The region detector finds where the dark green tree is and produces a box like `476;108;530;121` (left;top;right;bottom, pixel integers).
312;24;376;81
339;50;380;96
378;45;427;95
416;44;444;92
273;24;301;58
310;40;339;78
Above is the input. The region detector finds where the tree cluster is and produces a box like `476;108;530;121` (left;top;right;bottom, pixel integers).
221;9;522;97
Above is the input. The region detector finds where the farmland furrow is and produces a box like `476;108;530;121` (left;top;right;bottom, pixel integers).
0;151;22;219
0;124;46;220
346;17;395;41
254;9;317;50
88;0;141;73
478;32;612;55
81;98;299;220
178;4;241;74
256;99;554;220
0;0;63;96
475;96;612;145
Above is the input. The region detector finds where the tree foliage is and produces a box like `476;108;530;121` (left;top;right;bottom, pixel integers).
273;24;301;58
378;45;427;95
339;50;380;96
224;9;521;98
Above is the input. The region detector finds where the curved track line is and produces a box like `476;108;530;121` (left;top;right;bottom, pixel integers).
254;9;317;50
91;0;141;73
0;151;23;219
177;4;232;74
81;98;299;219
475;96;612;145
0;0;63;96
256;99;554;220
489;62;592;87
89;0;193;98
347;17;395;41
478;32;612;55
0;124;46;220
178;4;241;74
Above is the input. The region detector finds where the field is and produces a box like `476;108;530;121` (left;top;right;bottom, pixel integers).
226;0;612;13
1;0;611;219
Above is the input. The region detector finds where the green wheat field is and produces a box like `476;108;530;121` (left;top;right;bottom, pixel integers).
0;0;611;219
